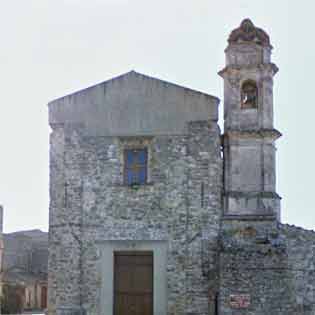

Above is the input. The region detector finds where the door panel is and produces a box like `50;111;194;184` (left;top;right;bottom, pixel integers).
114;251;153;315
41;286;47;309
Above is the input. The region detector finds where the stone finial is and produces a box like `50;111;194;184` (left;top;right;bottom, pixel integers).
228;19;271;47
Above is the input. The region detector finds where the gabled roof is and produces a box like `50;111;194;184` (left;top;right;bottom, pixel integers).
49;70;219;104
48;71;220;136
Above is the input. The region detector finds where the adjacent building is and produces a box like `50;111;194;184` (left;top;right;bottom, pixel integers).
2;229;48;312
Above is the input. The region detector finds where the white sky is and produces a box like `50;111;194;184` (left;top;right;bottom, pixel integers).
0;0;313;232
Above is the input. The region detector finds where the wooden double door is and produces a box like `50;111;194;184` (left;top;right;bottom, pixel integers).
114;251;153;315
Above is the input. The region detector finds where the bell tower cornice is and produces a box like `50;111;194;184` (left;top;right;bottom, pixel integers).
218;63;279;78
223;129;282;141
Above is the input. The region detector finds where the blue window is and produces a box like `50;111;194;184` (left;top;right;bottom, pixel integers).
124;148;148;185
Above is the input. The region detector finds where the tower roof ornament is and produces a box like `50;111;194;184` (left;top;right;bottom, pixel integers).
228;19;271;47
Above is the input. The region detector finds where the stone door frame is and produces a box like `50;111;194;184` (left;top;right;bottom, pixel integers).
98;240;168;315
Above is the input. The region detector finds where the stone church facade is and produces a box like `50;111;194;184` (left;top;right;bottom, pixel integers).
48;20;315;315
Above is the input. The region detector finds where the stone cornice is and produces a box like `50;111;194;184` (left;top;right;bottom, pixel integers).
218;63;278;78
49;122;65;131
223;128;282;141
223;191;282;199
222;214;277;222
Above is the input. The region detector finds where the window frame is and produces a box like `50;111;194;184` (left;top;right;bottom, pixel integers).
123;147;148;186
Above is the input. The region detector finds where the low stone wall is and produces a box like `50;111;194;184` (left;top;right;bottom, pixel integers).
280;224;315;314
219;220;315;315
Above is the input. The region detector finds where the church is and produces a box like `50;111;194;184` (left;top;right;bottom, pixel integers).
47;19;315;315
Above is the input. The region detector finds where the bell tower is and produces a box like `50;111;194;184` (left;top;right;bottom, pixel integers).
219;19;281;220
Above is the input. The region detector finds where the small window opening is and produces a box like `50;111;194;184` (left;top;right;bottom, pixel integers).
124;148;148;185
241;80;258;109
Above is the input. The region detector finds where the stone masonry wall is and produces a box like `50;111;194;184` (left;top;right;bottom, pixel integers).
219;219;293;315
219;220;315;315
48;119;222;315
280;224;315;314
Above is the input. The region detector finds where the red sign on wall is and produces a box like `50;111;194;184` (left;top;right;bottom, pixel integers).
230;294;251;309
